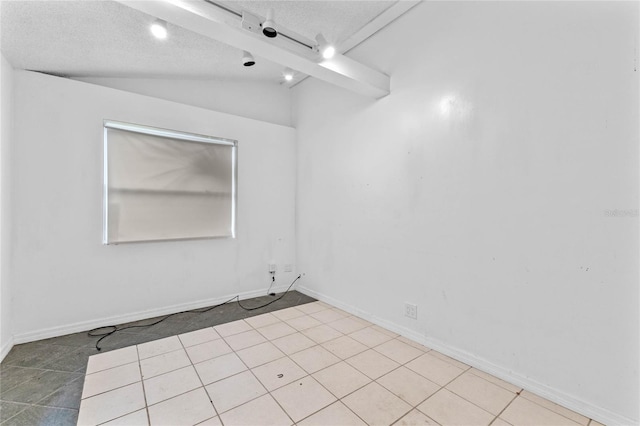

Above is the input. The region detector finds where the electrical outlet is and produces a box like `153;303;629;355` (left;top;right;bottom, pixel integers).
268;264;276;273
405;303;417;319
284;264;293;272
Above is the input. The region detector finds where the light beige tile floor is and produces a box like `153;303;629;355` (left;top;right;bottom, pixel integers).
77;301;602;426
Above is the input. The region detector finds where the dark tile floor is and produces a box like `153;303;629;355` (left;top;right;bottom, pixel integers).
0;291;316;425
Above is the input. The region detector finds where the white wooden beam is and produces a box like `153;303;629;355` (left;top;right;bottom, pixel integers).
291;0;421;89
115;0;391;99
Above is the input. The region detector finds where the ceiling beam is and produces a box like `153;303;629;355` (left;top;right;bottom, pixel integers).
291;0;421;89
340;1;421;54
115;0;391;99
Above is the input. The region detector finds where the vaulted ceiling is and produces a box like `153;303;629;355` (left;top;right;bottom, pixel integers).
1;0;415;94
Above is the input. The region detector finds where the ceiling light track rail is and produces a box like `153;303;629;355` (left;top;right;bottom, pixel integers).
202;0;241;18
201;0;315;51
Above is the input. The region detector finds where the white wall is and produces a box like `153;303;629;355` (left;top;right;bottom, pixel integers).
0;54;15;360
74;77;292;127
293;1;638;424
11;71;296;341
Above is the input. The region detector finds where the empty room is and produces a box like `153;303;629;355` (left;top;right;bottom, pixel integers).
0;1;637;425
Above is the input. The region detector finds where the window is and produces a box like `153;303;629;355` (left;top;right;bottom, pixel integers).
103;120;237;244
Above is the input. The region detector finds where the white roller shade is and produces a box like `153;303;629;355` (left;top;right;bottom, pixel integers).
103;121;237;244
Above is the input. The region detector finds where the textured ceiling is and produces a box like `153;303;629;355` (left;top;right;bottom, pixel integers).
0;0;395;82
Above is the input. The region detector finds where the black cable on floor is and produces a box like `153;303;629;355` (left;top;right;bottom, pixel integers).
87;274;302;351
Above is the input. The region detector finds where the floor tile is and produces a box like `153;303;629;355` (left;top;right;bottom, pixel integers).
81;362;141;399
349;327;394;347
3;405;78;426
236;341;285;368
374;339;424;364
140;348;191;379
271;332;316;355
13;293;316;426
102;409;148;425
343;382;412;426
428;350;470;371
85;346;138;374
1;370;83;404
310;308;348;323
377;366;440;406
194;352;247;385
1;343;75;369
43;345;99;373
77;382;146;425
520;390;589;425
205;370;267;413
271;306;305;321
394;409;440;425
468;368;522;393
137;336;183;360
296;302;330;315
97;331;162;352
297;401;366;426
327;316;369;334
38;331;95;348
492;418;514;426
244;313;281;329
405;352;465;386
370;324;399;338
322;335;368;359
290;345;341;374
0;401;28;423
285;315;323;331
257;322;297;340
36;375;85;409
178;328;220;348
418;388;494;426
346;349;400;379
219;394;293;426
148;387;216;426
224;329;267;351
396;336;431;352
251;356;307;391
500;396;584;426
143;365;202;405
312;361;371;398
213;319;252;337
302;324;343;344
185;339;233;364
0;366;45;393
196;417;222;425
446;371;516;415
272;376;337;422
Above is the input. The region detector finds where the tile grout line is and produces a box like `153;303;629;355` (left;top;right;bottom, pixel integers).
487;391;520;426
177;330;223;426
135;344;151;426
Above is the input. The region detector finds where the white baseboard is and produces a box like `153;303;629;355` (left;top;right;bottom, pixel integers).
298;285;638;426
0;336;14;362
12;284;294;345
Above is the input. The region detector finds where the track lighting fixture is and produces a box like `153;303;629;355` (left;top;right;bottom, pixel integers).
283;68;294;82
150;19;168;39
315;34;335;59
262;8;277;38
242;51;255;66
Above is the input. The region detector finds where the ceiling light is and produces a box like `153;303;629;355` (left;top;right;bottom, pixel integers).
315;34;335;59
242;51;255;67
262;8;277;38
283;68;294;82
150;19;168;39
